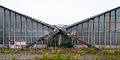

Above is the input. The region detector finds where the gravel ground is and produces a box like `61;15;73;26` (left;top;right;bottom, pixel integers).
0;54;110;60
0;54;42;60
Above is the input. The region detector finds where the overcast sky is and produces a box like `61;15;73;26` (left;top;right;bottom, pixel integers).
0;0;120;25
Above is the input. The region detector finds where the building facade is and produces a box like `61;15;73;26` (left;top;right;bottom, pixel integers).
0;5;55;47
65;7;120;48
1;5;120;48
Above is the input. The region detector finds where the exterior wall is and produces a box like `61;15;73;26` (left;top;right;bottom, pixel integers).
66;7;120;48
0;6;54;46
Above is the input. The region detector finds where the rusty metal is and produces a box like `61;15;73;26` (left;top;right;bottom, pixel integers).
20;29;59;51
109;12;111;47
98;16;100;47
21;28;102;51
58;33;62;45
88;21;89;43
8;11;11;46
60;30;102;51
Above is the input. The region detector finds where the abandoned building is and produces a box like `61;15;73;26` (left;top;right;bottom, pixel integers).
0;5;120;49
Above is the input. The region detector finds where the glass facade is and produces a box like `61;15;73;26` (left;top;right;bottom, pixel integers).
66;7;120;47
0;7;3;44
0;6;54;45
1;5;120;47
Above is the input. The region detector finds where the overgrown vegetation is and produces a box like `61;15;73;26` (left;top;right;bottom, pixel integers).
59;40;73;48
48;39;58;47
48;39;73;48
0;48;120;60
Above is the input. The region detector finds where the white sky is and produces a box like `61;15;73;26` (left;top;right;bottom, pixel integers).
0;0;120;25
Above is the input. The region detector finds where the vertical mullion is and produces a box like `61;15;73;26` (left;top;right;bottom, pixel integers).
31;20;32;43
76;25;79;45
115;9;117;48
14;13;16;45
3;8;5;46
47;27;49;43
36;23;38;40
104;14;106;47
25;17;27;43
20;15;22;41
42;25;44;44
98;16;100;46
109;12;111;47
8;11;11;46
82;23;84;40
93;19;95;46
71;27;73;44
88;21;89;43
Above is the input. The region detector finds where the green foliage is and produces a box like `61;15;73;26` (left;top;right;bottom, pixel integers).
89;48;98;54
12;56;16;60
48;39;58;47
48;39;73;48
59;40;73;48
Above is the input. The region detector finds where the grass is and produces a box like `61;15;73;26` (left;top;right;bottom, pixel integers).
0;48;120;60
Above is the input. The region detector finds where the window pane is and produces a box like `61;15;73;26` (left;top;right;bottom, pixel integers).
26;18;31;44
94;17;99;45
22;16;26;41
83;22;88;42
105;13;110;45
38;24;43;37
116;8;120;45
0;7;3;44
5;10;9;44
10;12;15;44
32;21;37;42
16;14;21;41
89;20;93;44
100;15;104;45
44;26;48;35
111;10;115;45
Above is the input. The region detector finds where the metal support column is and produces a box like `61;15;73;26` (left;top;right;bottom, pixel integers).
109;12;112;48
98;16;100;47
8;11;11;47
93;19;95;46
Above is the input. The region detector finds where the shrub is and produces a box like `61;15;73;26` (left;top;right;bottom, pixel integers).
89;48;97;54
48;39;58;47
59;40;73;48
12;56;16;60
